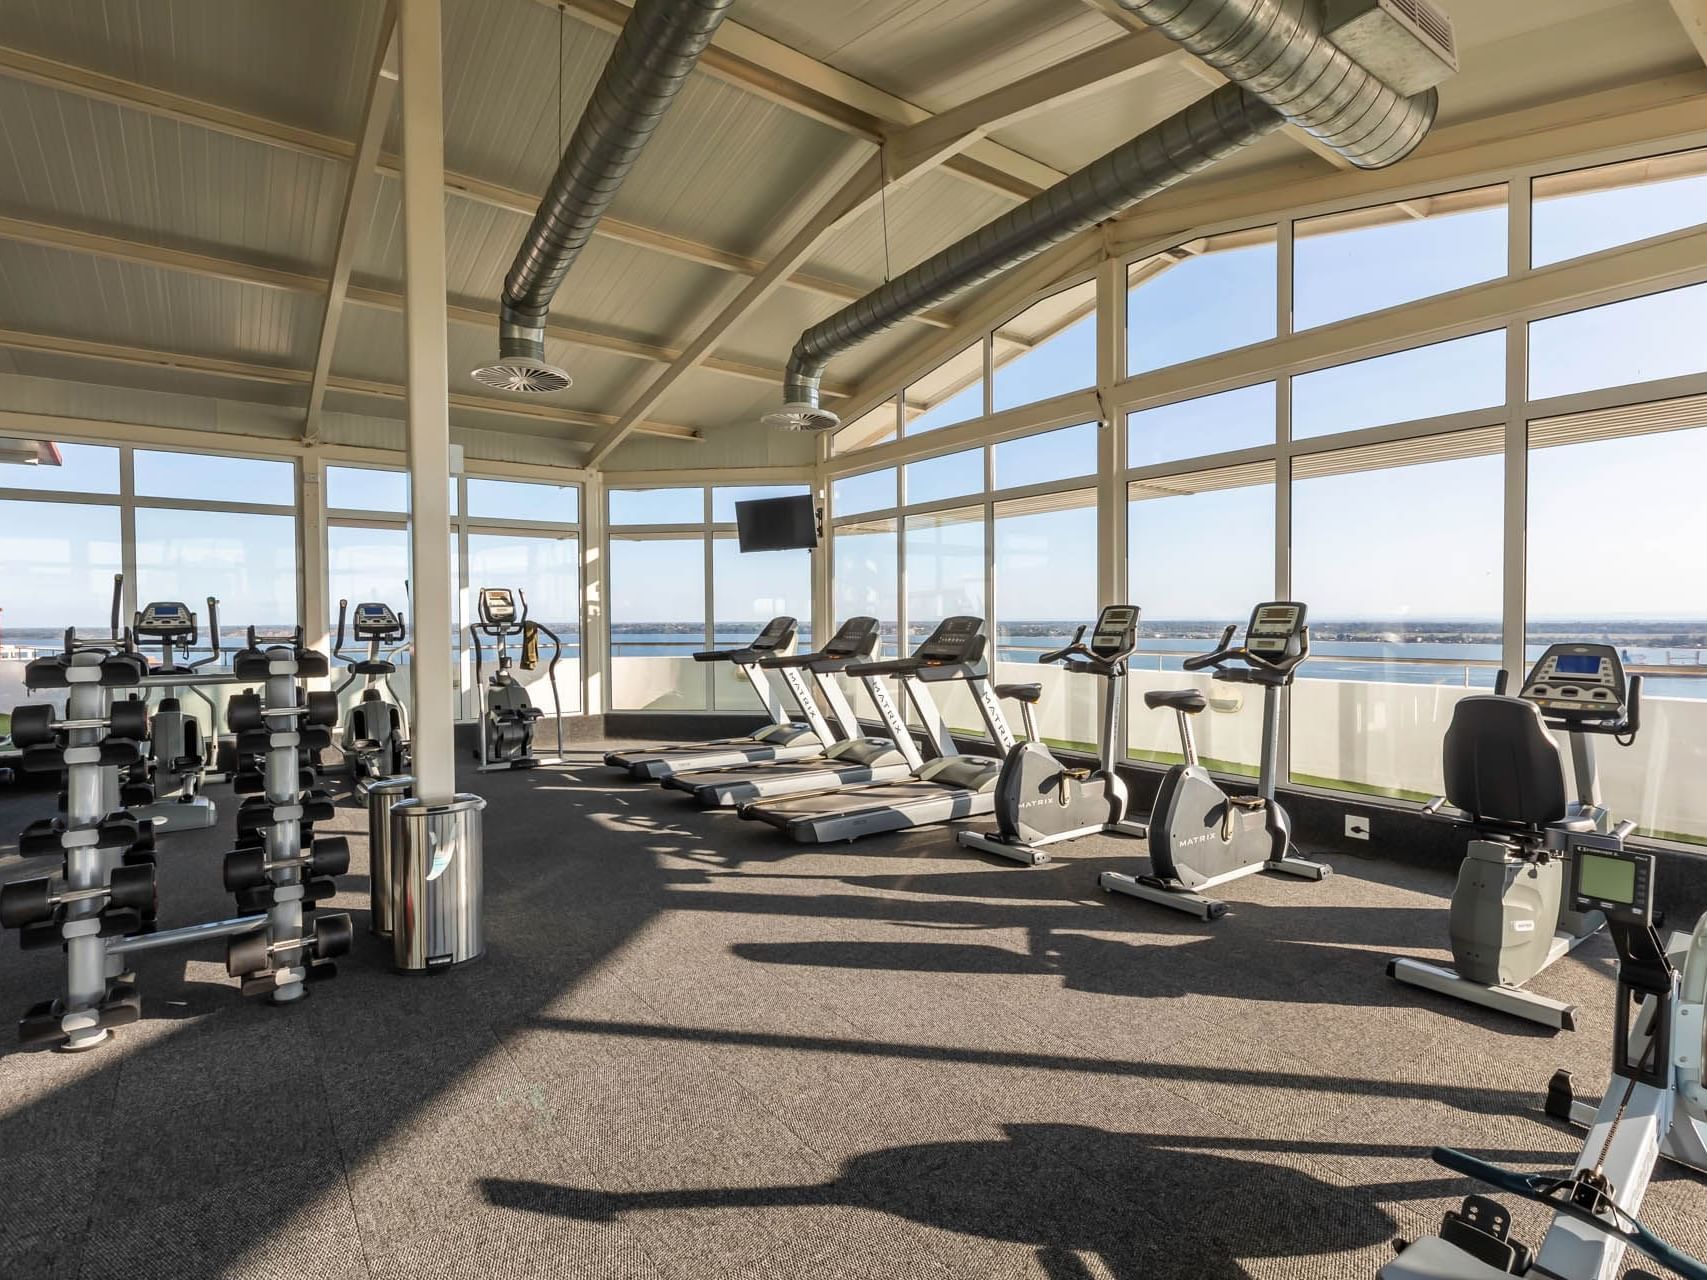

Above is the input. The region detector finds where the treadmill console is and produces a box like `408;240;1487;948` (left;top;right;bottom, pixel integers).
352;601;405;641
749;616;798;651
1567;839;1654;927
917;615;987;665
1519;643;1628;722
821;616;880;658
1089;605;1140;661
135;601;196;643
479;588;517;626
1244;601;1307;665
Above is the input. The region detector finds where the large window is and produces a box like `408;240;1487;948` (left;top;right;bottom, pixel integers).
994;491;1096;750
134;509;298;638
1293;187;1507;330
992;279;1097;414
1289;433;1504;799
906;343;984;436
833;519;898;658
1529;403;1707;844
1128;384;1274;468
1291;333;1505;439
609;536;707;711
1128;229;1277;376
1533;148;1707;268
467;532;581;714
992;422;1096;489
1529;283;1707;401
905;506;987;739
1127;466;1274;776
0;500;124;638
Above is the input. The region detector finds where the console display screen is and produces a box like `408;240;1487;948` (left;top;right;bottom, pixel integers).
1577;851;1636;905
1554;654;1602;676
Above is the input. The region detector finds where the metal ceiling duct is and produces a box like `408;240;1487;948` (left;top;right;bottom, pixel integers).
765;0;1456;432
473;0;735;394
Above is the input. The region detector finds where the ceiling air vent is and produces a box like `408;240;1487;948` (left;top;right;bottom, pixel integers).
1325;0;1457;96
761;403;841;433
470;360;572;394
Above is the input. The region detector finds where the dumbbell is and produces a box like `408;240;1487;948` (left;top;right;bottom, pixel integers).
10;699;149;747
226;691;338;735
223;836;349;892
225;913;352;977
0;863;157;929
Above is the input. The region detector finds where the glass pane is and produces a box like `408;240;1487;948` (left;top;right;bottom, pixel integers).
1534;148;1707;268
609;487;704;525
904;447;982;506
609;536;706;710
1292;332;1505;439
992;279;1097;413
466;478;578;523
326;466;408;513
0;500;123;644
1128;383;1274;468
833;518;898;658
995;493;1097;751
906;343;983;435
1294;187;1507;330
1128;229;1276;377
328;526;410;634
135;509;299;643
834;400;898;453
713;538;811;711
711;484;809;524
467;533;581;714
905;506;987;739
135;450;294;506
1528;419;1707;845
1290;439;1504;799
1127;468;1273;774
0;441;119;495
1529;283;1707;401
993;423;1096;490
832;468;896;517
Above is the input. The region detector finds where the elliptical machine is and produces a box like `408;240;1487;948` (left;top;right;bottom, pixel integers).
958;604;1147;866
332;597;410;787
1389;642;1641;1030
469;586;563;771
1100;601;1329;921
1381;841;1707;1280
129;597;223;832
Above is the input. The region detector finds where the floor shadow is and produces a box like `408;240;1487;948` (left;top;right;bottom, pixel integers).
483;1122;1409;1280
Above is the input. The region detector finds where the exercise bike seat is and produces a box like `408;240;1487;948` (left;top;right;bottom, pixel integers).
1145;688;1207;714
995;682;1043;704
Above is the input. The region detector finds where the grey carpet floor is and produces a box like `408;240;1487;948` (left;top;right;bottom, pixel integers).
1;744;1703;1280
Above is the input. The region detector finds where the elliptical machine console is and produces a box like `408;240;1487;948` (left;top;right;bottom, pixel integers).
469;586;563;771
332;597;409;786
1100;601;1330;921
958;604;1146;866
1389;641;1641;1030
131;597;221;832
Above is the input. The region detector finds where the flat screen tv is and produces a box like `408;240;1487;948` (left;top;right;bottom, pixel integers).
735;494;817;552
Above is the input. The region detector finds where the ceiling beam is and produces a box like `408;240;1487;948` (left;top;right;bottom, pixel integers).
588;156;885;466
0;214;853;396
547;0;1062;199
0;43;952;329
0;327;700;441
582;25;1185;465
305;7;399;444
1078;0;1351;170
1670;0;1707;66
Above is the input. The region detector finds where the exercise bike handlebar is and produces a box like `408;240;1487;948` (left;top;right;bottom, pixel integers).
1037;625;1088;667
1429;1147;1707;1280
334;598;349;661
1182;624;1240;673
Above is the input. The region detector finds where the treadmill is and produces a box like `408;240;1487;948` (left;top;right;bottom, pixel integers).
604;616;832;780
663;616;925;807
739;615;1020;844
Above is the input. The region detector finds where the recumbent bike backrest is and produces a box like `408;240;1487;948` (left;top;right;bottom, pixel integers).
1440;695;1569;831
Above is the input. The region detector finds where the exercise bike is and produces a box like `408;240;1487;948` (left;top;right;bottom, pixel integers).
332;597;410;787
1389;642;1641;1030
129;597;223;832
469;586;563;771
1381;840;1707;1280
958;604;1146;866
1100;600;1329;921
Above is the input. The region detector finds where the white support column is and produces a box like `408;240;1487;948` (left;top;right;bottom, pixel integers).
811;434;833;644
1094;254;1126;608
581;473;608;716
1502;178;1533;678
399;0;455;803
299;455;329;655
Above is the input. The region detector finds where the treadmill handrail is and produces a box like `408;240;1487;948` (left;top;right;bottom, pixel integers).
847;655;980;678
692;646;768;664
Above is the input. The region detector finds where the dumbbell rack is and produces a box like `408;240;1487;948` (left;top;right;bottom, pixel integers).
3;641;157;1050
223;628;352;1002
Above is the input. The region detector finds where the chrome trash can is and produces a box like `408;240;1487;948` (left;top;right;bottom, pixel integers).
390;793;486;973
364;776;414;937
